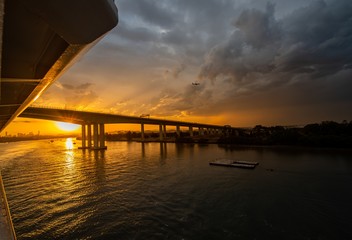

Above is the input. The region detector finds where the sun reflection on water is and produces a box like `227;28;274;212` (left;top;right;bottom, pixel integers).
65;138;75;171
65;138;74;150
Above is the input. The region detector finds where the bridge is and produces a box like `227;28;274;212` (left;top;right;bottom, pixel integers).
0;1;119;239
0;0;118;135
20;106;237;150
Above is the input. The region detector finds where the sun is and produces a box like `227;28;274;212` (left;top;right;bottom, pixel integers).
55;121;80;132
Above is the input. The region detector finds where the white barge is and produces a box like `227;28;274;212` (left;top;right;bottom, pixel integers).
209;159;259;169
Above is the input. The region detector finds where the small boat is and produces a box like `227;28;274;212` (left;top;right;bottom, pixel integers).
209;158;258;169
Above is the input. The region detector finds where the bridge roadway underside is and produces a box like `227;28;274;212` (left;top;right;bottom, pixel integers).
20;107;237;150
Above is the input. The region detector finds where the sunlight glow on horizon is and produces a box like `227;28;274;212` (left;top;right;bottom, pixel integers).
55;122;80;132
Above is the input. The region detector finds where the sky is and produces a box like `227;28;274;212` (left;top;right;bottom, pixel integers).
5;0;352;135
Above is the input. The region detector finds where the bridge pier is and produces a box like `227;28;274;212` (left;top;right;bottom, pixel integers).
189;126;193;137
141;123;145;141
80;123;106;150
159;124;164;141
199;127;204;136
207;128;211;135
81;124;87;148
92;123;107;150
163;125;167;139
87;124;92;148
79;124;92;149
176;125;180;137
93;123;99;149
99;123;106;149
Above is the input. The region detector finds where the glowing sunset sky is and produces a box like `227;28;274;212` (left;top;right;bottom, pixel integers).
5;0;352;134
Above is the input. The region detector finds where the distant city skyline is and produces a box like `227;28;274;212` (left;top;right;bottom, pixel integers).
6;0;352;134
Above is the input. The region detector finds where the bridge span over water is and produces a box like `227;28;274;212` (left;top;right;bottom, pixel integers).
20;107;236;150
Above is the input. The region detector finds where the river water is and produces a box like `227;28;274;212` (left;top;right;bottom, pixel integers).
1;139;352;239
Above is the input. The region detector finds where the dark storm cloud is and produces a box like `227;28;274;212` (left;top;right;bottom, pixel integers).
118;0;177;29
115;20;157;43
199;0;352;86
147;83;214;117
112;0;241;64
235;3;281;49
46;0;352;124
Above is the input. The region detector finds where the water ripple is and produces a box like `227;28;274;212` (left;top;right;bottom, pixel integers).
1;140;352;239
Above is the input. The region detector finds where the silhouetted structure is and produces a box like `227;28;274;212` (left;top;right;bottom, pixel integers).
218;121;352;148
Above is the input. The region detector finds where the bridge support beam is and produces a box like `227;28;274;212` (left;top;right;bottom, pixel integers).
87;124;92;148
80;123;106;150
91;123;107;150
141;123;145;141
79;124;88;149
99;123;106;149
163;125;167;139
176;125;180;137
189;126;193;137
93;123;99;149
214;128;219;135
159;124;164;141
199;127;204;136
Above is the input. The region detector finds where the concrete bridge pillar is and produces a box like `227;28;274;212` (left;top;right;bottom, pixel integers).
159;124;164;141
80;124;87;149
99;123;106;149
141;123;145;141
93;123;99;149
163;125;167;138
189;126;193;137
206;128;210;135
199;127;204;136
87;124;92;148
176;125;180;137
89;123;107;150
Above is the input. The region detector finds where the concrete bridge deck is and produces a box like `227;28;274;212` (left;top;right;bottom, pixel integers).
20;106;230;129
20;106;237;150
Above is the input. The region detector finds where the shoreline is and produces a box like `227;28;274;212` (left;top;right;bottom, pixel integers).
1;136;351;151
0;135;77;143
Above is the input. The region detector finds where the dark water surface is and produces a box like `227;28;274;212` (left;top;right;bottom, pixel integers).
1;139;352;239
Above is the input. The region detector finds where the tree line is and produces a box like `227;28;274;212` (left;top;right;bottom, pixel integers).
218;121;352;148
